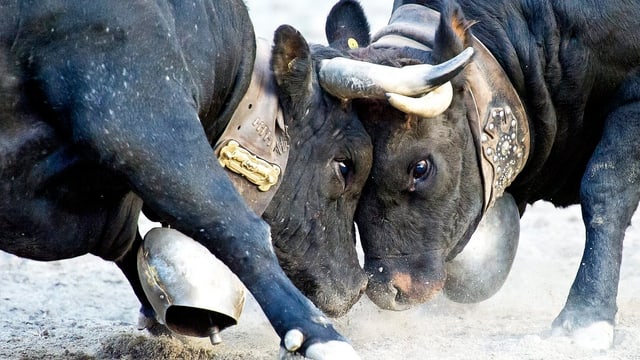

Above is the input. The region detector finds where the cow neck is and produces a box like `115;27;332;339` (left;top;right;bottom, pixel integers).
214;38;289;216
372;4;531;214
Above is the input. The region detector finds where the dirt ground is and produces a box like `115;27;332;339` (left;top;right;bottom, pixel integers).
1;2;639;359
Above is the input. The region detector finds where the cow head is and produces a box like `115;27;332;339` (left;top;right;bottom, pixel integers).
321;0;527;310
262;25;372;317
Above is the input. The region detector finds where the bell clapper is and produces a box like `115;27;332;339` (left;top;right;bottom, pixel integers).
209;325;222;345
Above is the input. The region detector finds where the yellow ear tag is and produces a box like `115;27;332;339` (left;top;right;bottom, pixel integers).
347;38;359;49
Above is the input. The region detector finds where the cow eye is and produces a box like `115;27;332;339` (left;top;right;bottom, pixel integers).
411;159;431;179
338;161;350;177
335;159;352;182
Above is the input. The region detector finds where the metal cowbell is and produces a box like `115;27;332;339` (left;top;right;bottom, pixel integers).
137;227;245;343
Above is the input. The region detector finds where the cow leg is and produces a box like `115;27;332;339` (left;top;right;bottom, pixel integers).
113;230;165;332
552;78;640;349
46;60;355;360
101;117;353;358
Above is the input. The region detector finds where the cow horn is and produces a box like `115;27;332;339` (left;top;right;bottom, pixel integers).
318;47;473;100
386;81;453;118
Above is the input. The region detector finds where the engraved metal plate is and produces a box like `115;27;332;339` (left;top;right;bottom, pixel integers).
480;106;527;205
218;140;281;192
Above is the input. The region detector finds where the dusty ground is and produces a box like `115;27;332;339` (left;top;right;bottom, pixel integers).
1;1;639;359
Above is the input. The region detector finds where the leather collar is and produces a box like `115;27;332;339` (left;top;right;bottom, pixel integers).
214;39;289;215
372;5;530;213
464;37;529;212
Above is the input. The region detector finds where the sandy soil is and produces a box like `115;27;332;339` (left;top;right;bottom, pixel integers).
1;2;638;359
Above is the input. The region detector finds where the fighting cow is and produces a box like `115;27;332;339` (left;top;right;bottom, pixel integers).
318;0;640;350
0;0;373;358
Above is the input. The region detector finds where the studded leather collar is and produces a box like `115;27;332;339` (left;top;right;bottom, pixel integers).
464;37;529;212
214;39;289;215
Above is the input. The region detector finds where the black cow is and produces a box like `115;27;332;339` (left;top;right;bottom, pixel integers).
319;0;640;350
0;1;372;358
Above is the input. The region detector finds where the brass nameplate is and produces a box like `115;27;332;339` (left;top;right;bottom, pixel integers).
218;140;281;192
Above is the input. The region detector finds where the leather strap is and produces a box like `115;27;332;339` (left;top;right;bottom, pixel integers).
214;38;289;215
464;37;529;212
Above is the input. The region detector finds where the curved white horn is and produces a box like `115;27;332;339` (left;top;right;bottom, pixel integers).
320;58;441;98
318;47;473;100
386;81;453;118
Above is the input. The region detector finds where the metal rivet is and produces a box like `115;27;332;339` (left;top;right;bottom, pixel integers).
501;141;510;154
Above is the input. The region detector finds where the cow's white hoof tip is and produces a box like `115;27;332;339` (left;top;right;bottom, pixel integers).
284;329;304;352
307;341;360;360
572;321;614;350
136;312;157;330
279;340;360;360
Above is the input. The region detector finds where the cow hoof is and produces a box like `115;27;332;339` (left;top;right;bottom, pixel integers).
284;329;304;351
552;320;614;350
278;340;360;360
572;321;614;349
137;311;172;337
137;311;158;330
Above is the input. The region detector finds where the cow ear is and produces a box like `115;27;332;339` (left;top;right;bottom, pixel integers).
325;0;370;52
433;1;473;63
271;25;313;107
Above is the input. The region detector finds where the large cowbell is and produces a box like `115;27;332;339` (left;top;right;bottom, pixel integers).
137;227;245;343
444;193;520;303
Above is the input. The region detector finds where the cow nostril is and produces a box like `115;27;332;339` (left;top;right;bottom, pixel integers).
385;280;409;304
357;280;367;297
389;283;415;310
394;286;410;305
389;272;436;306
387;281;399;297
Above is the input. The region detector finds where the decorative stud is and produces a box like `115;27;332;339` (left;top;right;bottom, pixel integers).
480;105;528;208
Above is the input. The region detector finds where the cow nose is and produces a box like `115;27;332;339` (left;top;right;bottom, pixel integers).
313;267;368;318
364;255;446;311
390;272;444;305
366;275;412;311
366;272;443;310
365;277;408;311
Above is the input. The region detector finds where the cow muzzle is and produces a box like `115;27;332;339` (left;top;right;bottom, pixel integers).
364;251;446;310
137;228;245;344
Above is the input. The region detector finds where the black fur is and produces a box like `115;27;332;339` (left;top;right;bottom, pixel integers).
0;0;372;354
327;0;640;344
